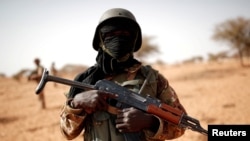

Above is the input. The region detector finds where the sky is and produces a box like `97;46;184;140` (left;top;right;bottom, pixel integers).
1;0;250;77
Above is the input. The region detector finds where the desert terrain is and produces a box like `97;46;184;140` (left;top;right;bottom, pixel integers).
0;58;249;141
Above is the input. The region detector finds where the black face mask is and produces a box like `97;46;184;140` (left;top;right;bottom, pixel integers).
95;49;140;75
103;33;134;59
100;22;138;60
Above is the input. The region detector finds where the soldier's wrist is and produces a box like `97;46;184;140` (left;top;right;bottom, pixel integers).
67;98;77;109
65;99;86;116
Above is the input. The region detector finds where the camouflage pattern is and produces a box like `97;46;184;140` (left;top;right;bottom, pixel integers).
60;65;186;141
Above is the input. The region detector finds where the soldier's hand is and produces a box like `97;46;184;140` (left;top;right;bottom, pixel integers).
115;107;159;132
71;90;108;114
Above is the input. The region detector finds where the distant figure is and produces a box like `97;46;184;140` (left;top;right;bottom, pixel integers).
50;62;58;87
28;58;46;109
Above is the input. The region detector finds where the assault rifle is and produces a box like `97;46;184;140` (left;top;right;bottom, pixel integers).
36;68;208;136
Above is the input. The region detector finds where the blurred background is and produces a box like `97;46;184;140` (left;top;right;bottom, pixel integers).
1;0;250;77
0;0;250;141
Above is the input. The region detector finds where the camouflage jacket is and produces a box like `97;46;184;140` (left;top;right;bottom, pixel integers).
60;64;186;141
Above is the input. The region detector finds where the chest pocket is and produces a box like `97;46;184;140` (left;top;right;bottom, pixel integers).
111;65;158;98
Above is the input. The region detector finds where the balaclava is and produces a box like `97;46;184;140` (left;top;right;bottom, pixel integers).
96;19;140;74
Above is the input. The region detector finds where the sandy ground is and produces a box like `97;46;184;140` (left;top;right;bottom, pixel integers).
1;58;250;141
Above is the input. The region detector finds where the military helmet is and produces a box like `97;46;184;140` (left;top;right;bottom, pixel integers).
34;58;40;64
92;8;142;52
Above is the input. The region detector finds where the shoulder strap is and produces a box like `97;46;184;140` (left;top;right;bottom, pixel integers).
138;65;154;94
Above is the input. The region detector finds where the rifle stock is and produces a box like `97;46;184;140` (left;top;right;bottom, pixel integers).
36;68;208;136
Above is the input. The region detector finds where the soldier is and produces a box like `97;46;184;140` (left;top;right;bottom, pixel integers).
50;62;58;87
60;8;187;141
29;58;46;109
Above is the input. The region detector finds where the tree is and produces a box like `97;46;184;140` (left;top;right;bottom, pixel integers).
134;35;159;63
212;17;250;66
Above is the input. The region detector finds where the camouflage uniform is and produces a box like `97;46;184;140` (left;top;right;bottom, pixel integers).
60;64;186;141
59;8;187;141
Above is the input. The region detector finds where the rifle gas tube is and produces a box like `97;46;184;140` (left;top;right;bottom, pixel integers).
36;68;208;136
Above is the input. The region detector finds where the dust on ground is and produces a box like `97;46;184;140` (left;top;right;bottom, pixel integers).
1;59;249;141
